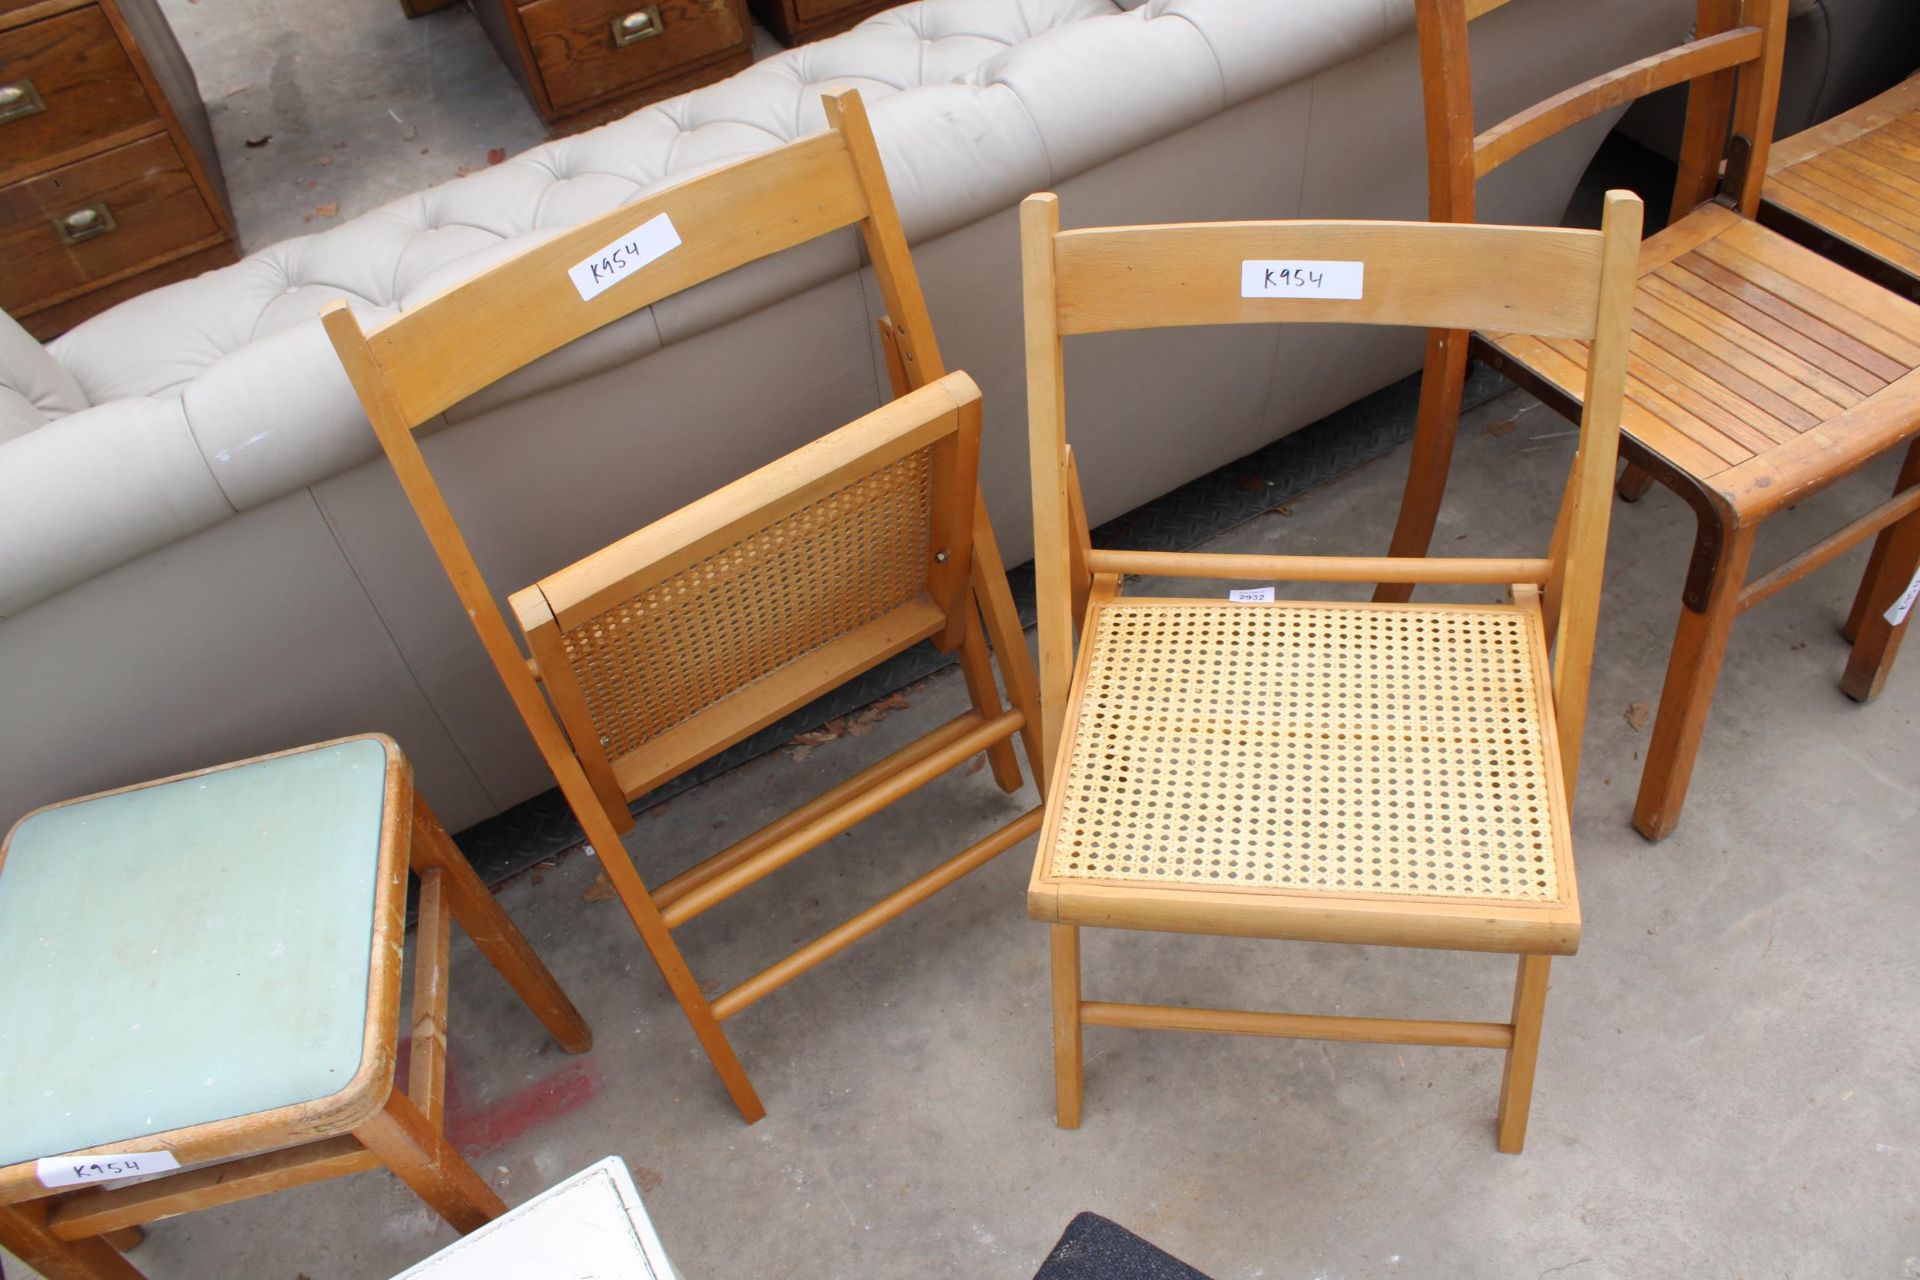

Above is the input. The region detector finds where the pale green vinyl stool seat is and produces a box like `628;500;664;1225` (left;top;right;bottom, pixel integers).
0;735;593;1280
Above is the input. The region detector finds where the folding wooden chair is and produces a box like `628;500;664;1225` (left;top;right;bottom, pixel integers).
1022;189;1643;1152
322;91;1042;1125
1381;0;1920;841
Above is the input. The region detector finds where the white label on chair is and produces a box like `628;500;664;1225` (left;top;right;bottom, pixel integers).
35;1150;180;1188
1241;260;1364;300
1227;586;1275;603
1886;567;1920;627
567;213;681;301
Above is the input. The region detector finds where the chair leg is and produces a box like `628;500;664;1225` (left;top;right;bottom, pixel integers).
410;794;593;1055
101;1227;144;1252
1051;924;1084;1129
1375;328;1470;605
0;1199;144;1280
1495;955;1551;1155
1616;460;1656;502
955;603;1024;792
1633;523;1758;842
354;1090;505;1234
1841;441;1920;703
1843;439;1920;643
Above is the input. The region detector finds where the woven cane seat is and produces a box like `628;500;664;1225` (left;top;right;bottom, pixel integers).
1033;598;1578;945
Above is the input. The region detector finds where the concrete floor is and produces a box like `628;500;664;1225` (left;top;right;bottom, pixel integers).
158;0;783;251
10;388;1915;1279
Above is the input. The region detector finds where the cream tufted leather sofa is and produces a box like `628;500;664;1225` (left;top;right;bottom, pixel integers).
0;0;1679;832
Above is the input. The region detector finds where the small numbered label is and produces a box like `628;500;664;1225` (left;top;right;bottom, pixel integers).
1885;566;1920;627
1241;259;1364;300
1227;587;1275;603
567;212;682;302
36;1150;180;1188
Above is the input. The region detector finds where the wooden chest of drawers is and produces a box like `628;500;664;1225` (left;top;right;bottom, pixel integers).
0;0;237;338
468;0;755;134
749;0;908;46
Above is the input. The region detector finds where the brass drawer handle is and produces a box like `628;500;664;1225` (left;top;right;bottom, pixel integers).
53;203;116;245
611;5;663;45
0;78;47;124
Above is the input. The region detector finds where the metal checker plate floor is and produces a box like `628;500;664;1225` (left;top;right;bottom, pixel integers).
1047;600;1563;902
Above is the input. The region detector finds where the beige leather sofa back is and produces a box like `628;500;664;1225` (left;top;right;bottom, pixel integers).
0;0;1681;832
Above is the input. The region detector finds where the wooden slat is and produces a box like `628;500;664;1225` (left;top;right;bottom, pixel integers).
1656;259;1889;395
1719;368;1920;518
1706;224;1920;364
1496;332;1747;476
1766;73;1920;170
1084;548;1548;585
1675;251;1910;381
1779;160;1920;237
610;597;946;798
1629;308;1821;432
47;1139;380;1239
1741;483;1920;611
1642;271;1870;409
364;130;868;425
1858;132;1920;184
1473;28;1763;178
1803;153;1920;225
1545;327;1781;458
1079;1000;1514;1049
1050;219;1607;339
1762;181;1920;292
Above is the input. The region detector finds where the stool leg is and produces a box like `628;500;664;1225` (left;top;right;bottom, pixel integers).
1375;328;1469;605
1616;460;1656;502
1495;954;1552;1155
1843;439;1920;643
354;1090;504;1234
0;1199;144;1280
410;793;592;1055
1634;523;1757;842
1051;924;1084;1129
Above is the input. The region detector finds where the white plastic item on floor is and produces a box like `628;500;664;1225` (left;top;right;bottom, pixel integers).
391;1157;679;1279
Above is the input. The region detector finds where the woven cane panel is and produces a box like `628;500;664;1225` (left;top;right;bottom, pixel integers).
1049;602;1560;901
559;449;935;760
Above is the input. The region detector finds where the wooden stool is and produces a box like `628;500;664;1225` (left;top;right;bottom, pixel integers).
0;735;592;1280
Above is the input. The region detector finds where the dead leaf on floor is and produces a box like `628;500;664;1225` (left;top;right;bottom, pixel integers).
244;135;272;148
454;163;480;177
314;202;338;218
402;124;419;142
1624;701;1650;731
631;1165;663;1193
487;146;507;165
966;755;985;775
1484;416;1518;438
785;743;816;763
315;155;333;167
224;83;250;97
420;147;431;155
845;691;911;736
792;718;848;748
581;871;617;903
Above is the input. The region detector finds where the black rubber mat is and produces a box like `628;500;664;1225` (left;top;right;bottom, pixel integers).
453;363;1510;884
1031;1212;1214;1280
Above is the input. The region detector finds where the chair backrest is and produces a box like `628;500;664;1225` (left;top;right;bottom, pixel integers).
1420;0;1788;226
1021;191;1644;796
322;89;956;837
511;371;982;817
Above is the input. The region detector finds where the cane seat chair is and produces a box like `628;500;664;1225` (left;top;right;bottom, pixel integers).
323;91;1042;1126
0;736;591;1280
1381;0;1920;842
1021;189;1644;1152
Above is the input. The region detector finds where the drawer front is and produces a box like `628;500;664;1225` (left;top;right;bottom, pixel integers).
520;0;746;111
0;132;217;313
792;0;873;25
0;6;158;175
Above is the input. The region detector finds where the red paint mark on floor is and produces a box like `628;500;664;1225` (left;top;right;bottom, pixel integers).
396;1038;601;1154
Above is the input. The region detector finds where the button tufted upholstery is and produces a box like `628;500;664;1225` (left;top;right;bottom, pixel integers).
0;0;1684;834
5;0;1416;618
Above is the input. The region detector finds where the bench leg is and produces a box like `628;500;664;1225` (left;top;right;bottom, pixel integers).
1634;523;1757;842
411;794;593;1055
1495;955;1552;1155
0;1199;144;1280
1051;924;1084;1129
354;1090;505;1234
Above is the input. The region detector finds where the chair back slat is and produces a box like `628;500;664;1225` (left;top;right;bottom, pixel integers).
514;374;981;800
1421;0;1788;222
1051;220;1608;340
361;132;868;426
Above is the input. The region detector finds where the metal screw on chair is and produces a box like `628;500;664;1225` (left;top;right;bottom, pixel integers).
64;209;98;232
934;550;949;563
611;6;662;44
